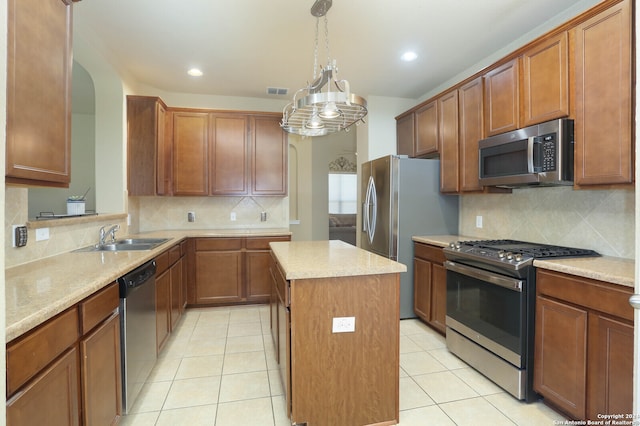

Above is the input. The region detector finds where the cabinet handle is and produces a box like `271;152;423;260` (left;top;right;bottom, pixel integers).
629;294;640;310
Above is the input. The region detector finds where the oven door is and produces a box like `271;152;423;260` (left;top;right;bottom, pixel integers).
445;260;526;367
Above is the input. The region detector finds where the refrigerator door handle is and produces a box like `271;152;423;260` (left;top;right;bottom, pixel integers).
363;176;372;233
368;176;377;245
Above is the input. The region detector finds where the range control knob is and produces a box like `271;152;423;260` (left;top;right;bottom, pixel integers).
498;250;506;259
506;252;514;260
514;253;523;262
449;242;461;250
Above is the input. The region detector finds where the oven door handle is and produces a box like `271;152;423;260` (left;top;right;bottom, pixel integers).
445;260;523;292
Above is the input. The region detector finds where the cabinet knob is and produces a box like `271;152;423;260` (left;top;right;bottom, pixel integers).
628;294;640;310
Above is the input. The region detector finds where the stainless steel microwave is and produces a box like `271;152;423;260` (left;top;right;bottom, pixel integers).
479;118;574;188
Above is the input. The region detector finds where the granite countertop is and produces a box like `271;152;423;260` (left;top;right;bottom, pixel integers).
270;240;407;280
6;228;291;342
412;234;634;288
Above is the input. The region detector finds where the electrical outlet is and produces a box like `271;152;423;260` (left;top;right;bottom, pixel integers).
476;215;483;228
260;211;267;222
12;225;27;247
35;227;50;241
188;211;196;222
332;316;355;333
230;212;237;221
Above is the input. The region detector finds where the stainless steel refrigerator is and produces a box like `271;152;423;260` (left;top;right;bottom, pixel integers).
361;155;459;318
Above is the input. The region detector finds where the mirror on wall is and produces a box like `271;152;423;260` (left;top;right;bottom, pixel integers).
27;61;96;219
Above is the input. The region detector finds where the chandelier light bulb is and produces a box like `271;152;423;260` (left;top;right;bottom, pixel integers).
306;113;325;129
318;101;341;119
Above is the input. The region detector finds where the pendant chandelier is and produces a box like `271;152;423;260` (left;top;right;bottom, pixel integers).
281;0;367;137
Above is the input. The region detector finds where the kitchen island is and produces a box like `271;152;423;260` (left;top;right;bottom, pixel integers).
269;240;406;426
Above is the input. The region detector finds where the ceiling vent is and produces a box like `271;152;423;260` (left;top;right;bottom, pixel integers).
267;87;288;96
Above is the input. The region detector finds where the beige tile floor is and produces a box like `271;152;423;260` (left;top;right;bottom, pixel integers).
121;304;566;425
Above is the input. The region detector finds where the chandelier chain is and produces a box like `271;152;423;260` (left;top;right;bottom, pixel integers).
324;14;330;66
313;17;319;80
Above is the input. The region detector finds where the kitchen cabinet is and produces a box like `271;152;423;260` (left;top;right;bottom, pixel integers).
413;242;447;334
172;111;210;196
484;58;520;136
414;100;439;157
572;0;632;186
79;283;122;426
251;116;288;196
210;114;249;195
457;77;484;192
191;236;291;306
269;245;400;425
171;109;288;196
127;96;171;195
521;32;569;126
396;112;415;157
6;0;72;187
156;243;185;352
534;269;633;420
7;282;122;426
438;90;459;193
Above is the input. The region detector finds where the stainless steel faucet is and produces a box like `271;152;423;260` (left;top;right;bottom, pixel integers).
99;224;120;246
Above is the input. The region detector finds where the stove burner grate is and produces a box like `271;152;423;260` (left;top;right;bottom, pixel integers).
458;239;600;259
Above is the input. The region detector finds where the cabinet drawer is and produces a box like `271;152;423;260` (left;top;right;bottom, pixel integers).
246;236;290;250
156;250;170;275
7;307;79;396
414;243;445;264
168;244;181;265
196;238;243;251
537;270;633;322
79;282;119;335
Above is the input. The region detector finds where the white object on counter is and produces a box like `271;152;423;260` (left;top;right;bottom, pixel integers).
67;201;85;215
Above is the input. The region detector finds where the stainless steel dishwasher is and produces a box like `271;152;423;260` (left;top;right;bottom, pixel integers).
118;259;157;414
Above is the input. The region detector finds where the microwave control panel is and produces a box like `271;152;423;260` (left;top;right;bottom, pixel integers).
535;134;556;172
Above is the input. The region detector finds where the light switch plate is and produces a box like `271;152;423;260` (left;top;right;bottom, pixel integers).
35;227;50;241
332;316;355;333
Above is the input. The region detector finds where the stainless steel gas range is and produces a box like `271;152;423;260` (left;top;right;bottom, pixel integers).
443;239;599;402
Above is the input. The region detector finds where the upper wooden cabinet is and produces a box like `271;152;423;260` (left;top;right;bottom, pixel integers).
458;77;484;192
127;96;170;196
173;111;210;196
414;100;439;157
210;114;249;195
521;32;569;126
484;58;520;136
438;90;459;193
252;116;288;196
396;113;415;157
6;0;73;187
572;0;632;186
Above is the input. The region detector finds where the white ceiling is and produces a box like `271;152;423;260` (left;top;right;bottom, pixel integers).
73;0;594;102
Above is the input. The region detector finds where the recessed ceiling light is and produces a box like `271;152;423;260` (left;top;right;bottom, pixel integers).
187;68;203;77
401;51;418;62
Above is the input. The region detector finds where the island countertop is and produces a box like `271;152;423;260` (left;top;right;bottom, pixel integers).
269;240;407;280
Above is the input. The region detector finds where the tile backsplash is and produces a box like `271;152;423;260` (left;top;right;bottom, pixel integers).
459;186;634;259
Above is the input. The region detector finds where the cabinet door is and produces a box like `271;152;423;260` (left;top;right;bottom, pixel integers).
6;0;72;186
195;251;243;304
484;58;519;136
534;295;587;419
173;112;210;195
521;32;569;126
458;77;484;192
210;114;249;195
573;0;632;185
252;115;287;196
156;103;172;195
7;348;80;426
430;263;447;334
156;269;171;353
413;257;432;323
396;113;415;157
588;313;633;420
170;258;183;329
414;100;438;157
246;251;273;303
80;312;122;426
438;90;459;193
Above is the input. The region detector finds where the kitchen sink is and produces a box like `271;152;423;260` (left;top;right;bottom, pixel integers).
74;237;171;252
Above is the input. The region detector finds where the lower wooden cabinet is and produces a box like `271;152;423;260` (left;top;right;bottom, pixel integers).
191;236;291;306
413;242;447;334
7;282;122;426
156;268;171;353
534;269;633;420
156;243;186;353
80;312;122;426
7;348;80;426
